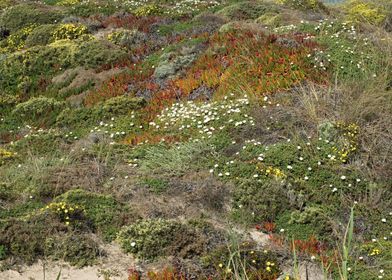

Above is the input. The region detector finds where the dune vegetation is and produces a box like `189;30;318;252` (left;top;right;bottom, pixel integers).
0;0;391;279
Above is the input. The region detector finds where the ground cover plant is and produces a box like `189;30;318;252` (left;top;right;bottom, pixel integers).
0;0;391;279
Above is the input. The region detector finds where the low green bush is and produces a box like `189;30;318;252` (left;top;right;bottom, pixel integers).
56;96;146;128
133;4;163;17
117;218;198;259
0;39;128;93
54;189;135;241
108;29;147;49
344;0;387;26
25;24;58;47
11;97;65;126
0;4;64;33
216;1;279;20
0;214;67;264
275;0;327;11
44;233;102;267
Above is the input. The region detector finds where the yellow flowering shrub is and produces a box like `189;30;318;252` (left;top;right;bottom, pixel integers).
345;0;387;25
334;122;359;163
52;23;89;41
42;201;85;226
133;4;162;17
0;148;16;165
0;25;35;53
57;0;81;6
257;165;286;179
275;0;326;11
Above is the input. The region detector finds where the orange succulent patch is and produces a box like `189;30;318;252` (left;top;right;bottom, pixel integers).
84;65;154;107
158;30;326;104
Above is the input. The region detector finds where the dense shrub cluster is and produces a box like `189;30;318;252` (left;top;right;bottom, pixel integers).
0;4;64;33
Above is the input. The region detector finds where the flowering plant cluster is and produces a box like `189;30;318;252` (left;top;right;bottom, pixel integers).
52;24;89;41
0;25;35;53
0;148;16;165
42;201;85;226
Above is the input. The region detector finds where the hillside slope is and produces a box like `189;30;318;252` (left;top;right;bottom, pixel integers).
0;0;391;279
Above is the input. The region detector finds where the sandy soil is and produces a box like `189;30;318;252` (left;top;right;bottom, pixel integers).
0;243;134;280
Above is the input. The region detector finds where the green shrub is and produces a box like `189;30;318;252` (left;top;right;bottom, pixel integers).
0;214;67;264
275;207;333;240
56;96;146;128
142;177;169;193
0;245;6;260
0;39;128;93
54;189;135;241
255;12;282;26
44;233;102;267
0;4;64;33
133;4;163;17
117;219;195;259
52;23;89;41
99;96;146;115
275;0;327;11
0;94;18;111
216;1;279;20
345;0;387;25
0;0;13;10
139;141;214;177
107;29;147;49
65;2;117;17
25;24;58;47
0;210;101;266
72;39;128;68
232;178;291;223
12;97;65;125
12;131;65;157
0;25;36;53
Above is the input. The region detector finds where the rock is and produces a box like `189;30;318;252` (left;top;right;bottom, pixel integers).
276;37;300;49
318;121;337;140
88;132;105;144
188;85;214;101
153;44;203;81
279;262;329;280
